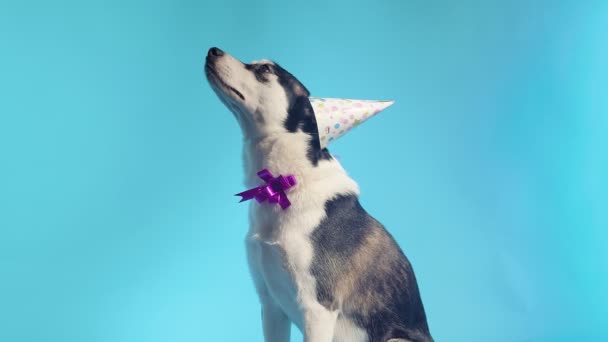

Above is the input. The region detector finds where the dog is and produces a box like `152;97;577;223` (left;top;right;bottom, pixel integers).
205;47;433;342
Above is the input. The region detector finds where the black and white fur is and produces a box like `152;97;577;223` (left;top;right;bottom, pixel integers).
205;47;433;342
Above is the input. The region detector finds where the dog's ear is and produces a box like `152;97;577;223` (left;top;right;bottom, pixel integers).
285;95;332;165
284;95;317;136
291;82;310;98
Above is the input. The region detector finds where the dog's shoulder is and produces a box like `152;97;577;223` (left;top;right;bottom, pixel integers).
309;193;432;341
309;193;395;307
309;193;373;260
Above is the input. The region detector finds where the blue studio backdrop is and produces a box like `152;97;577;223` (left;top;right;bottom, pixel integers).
1;1;607;341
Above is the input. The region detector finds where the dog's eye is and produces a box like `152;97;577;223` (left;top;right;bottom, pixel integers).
258;65;272;73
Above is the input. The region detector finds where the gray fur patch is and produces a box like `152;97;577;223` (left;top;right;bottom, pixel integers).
310;194;433;342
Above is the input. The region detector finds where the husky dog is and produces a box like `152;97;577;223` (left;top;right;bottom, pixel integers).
205;47;433;342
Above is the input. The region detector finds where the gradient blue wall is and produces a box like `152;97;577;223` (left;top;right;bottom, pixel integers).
1;1;606;341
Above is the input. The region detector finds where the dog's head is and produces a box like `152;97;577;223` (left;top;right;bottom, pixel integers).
205;47;325;157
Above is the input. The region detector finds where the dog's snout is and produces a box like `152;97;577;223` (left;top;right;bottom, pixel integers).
208;47;224;58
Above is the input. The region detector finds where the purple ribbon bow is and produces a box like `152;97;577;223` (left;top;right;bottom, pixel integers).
236;169;297;209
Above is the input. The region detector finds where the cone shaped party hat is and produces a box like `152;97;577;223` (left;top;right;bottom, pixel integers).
309;97;394;148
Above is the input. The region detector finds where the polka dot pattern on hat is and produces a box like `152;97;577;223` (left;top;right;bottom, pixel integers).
309;97;394;148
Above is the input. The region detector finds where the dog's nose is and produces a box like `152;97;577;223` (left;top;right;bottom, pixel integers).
208;47;224;58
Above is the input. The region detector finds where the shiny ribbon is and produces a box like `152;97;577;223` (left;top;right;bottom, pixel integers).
235;169;297;209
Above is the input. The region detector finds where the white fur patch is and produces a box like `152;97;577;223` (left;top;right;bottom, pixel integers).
334;316;369;342
208;55;290;140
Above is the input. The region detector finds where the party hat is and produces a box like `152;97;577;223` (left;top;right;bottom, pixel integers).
309;97;394;148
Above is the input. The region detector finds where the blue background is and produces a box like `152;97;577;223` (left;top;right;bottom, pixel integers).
1;1;606;341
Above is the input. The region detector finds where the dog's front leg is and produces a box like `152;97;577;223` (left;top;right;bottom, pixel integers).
261;299;291;342
247;235;291;342
302;302;338;342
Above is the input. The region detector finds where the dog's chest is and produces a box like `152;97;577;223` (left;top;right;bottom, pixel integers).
246;203;325;327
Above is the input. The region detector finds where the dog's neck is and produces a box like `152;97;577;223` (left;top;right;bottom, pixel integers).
242;131;359;202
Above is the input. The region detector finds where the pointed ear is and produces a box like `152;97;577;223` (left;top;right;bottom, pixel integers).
284;95;331;165
293;82;310;98
284;95;318;137
272;62;310;96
